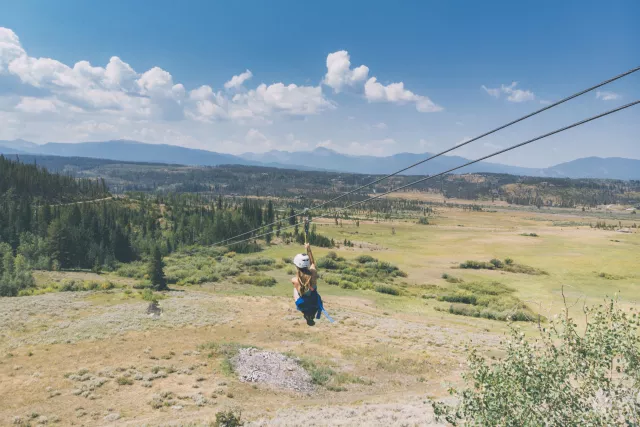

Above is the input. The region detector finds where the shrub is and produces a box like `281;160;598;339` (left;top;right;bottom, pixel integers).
355;255;376;264
323;274;340;286
339;281;357;290
227;242;262;254
317;257;339;269
237;274;276;287
375;284;400;296
214;410;243;427
281;256;293;264
442;273;463;283
116;261;147;279
325;251;339;260
417;217;429;225
141;289;157;302
504;257;514;265
489;258;504;268
598;272;623;280
433;299;640;425
459;260;495;270
116;376;133;386
240;256;275;267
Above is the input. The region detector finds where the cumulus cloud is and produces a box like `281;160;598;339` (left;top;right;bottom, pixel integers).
482;82;535;103
0;26;332;129
324;50;441;112
596;91;620;101
323;51;369;93
364;77;442;112
224;70;253;90
15;97;59;113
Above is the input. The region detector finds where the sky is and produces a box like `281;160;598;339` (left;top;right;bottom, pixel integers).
0;0;638;167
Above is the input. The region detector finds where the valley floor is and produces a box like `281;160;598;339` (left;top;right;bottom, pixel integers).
1;203;638;426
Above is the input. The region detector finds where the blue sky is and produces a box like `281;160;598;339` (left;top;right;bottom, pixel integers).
0;0;638;167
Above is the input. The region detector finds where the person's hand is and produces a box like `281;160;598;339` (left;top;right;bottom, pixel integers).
305;243;310;250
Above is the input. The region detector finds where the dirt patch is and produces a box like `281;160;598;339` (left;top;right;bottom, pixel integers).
246;397;444;426
231;348;314;393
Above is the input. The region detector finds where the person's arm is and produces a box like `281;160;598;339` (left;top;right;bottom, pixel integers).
305;243;316;268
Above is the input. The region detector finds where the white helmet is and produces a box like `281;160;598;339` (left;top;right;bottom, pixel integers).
293;254;310;269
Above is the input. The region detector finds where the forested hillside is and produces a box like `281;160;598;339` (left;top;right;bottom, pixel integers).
0;156;333;296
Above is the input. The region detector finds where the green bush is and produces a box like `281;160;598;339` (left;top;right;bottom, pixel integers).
325;251;339;260
116;376;133;386
439;281;535;322
240;256;275;266
355;255;376;264
339;280;357;289
214;410;243;427
375;284;400;296
317;257;339;269
489;258;504;268
227;242;262;254
116;262;147;279
442;273;463;283
459;260;495;270
433;300;640;425
459;259;547;275
417;217;429;225
237;274;277;287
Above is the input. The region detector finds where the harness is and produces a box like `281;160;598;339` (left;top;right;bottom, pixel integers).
295;290;334;323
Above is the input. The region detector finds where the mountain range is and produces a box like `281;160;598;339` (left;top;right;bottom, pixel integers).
0;139;638;180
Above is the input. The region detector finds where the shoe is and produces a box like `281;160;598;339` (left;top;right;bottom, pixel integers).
304;313;315;326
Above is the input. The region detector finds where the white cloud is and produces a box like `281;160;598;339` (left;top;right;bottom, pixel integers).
323;51;369;93
482;81;535;103
224;70;253;90
324;50;442;112
373;122;388;129
0;26;332;131
15;97;59;113
596;91;620;101
234;82;333;116
364;77;442;112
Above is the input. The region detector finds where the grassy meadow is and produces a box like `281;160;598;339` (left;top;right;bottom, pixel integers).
1;200;638;425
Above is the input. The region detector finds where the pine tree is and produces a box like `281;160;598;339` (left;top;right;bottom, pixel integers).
149;246;167;291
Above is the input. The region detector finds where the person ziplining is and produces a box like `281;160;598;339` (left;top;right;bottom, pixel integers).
290;216;333;326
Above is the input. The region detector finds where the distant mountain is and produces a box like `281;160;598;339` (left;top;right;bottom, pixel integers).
1;139;638;180
0;139;39;153
543;157;640;180
241;147;538;176
8;140;254;167
0;146;26;155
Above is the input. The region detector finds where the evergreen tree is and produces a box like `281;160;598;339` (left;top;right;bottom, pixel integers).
148;246;167;291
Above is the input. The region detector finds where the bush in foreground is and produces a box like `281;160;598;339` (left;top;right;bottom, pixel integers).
432;298;640;425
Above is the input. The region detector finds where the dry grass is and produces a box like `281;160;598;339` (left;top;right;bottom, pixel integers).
1;204;638;425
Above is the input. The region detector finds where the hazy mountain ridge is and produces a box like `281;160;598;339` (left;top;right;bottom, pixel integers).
1;139;638;180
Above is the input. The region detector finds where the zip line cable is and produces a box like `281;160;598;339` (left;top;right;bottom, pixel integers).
211;65;640;246
218;100;639;247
